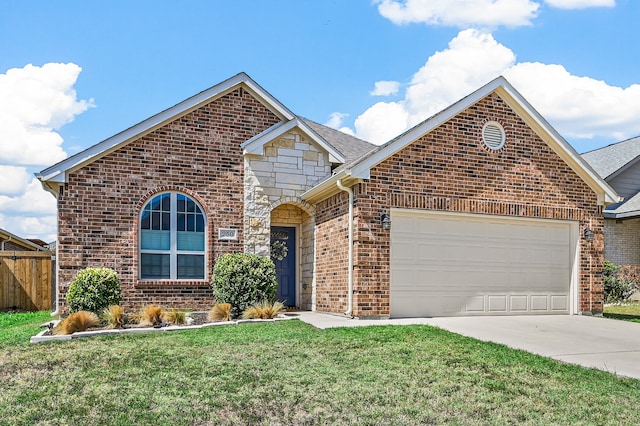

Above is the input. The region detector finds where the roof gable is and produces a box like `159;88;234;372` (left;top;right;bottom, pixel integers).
304;76;619;206
241;118;346;164
36;73;295;194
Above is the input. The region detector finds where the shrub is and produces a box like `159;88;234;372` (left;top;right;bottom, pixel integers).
242;300;285;320
103;305;126;328
211;253;277;318
54;311;100;335
208;303;232;322
604;260;638;303
140;305;164;327
163;309;186;325
66;267;121;314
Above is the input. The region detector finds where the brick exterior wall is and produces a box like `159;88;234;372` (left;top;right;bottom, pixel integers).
56;88;280;313
315;192;350;314
604;218;640;265
319;93;604;317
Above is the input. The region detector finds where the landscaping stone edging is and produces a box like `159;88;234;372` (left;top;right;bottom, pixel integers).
30;316;294;344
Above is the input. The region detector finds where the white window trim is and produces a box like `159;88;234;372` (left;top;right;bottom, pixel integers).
139;192;207;280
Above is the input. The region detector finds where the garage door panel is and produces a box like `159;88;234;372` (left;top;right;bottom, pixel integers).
390;211;574;317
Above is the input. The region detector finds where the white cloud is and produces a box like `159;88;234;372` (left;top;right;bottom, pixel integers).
376;0;540;28
371;80;401;96
0;62;91;241
504;63;640;139
0;62;93;166
324;112;357;136
545;0;614;9
351;29;640;146
0;166;32;196
0;178;57;216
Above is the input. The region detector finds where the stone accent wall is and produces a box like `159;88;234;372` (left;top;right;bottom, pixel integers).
243;131;330;309
244;131;329;255
317;93;604;317
56;88;280;313
604;218;640;265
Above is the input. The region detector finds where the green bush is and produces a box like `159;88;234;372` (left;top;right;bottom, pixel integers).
211;253;277;318
66;267;121;313
604;260;637;303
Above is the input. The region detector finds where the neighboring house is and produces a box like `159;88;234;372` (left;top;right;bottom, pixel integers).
0;228;49;252
37;73;619;317
583;136;640;266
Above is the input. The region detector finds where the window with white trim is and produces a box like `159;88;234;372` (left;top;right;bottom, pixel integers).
139;192;206;280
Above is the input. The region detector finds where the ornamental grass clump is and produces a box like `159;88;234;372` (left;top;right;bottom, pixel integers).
140;305;164;327
54;311;100;335
211;253;277;318
208;303;232;322
103;305;126;328
66;267;121;314
242;301;285;320
162;309;186;325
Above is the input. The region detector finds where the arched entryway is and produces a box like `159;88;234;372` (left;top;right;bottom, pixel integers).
270;202;314;310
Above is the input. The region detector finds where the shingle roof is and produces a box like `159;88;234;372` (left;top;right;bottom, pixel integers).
300;118;376;169
582;135;640;179
604;191;640;218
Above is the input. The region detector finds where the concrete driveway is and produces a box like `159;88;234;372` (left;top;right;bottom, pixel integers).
296;312;640;380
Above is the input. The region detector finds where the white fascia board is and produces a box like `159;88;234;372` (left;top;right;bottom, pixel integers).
242;118;346;163
348;76;620;206
37;72;296;184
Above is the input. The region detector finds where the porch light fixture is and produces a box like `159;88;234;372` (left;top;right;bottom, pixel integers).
583;228;595;242
381;214;391;231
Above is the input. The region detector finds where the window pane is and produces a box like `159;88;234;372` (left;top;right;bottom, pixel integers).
177;195;186;212
141;211;151;229
161;193;171;211
177;214;186;232
187;199;195;213
162;212;171;231
177;254;204;279
196;215;204;232
141;254;170;279
141;230;171;250
177;231;204;251
187;214;194;232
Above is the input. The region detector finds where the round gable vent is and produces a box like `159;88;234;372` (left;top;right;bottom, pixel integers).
482;121;505;150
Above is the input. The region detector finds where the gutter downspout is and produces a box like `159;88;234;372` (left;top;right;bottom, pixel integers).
336;179;354;317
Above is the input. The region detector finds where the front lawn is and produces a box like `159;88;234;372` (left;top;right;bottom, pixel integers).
1;317;639;425
604;301;640;323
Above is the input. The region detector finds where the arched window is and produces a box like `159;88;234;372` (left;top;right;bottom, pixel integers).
139;192;205;280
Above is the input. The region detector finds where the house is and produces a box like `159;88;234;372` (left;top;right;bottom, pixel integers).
583;137;640;266
37;73;619;317
0;228;49;252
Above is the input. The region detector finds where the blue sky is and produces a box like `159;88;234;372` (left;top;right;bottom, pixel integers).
0;0;638;241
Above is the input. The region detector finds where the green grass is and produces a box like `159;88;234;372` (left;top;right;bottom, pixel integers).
0;311;55;348
604;301;640;323
1;316;639;425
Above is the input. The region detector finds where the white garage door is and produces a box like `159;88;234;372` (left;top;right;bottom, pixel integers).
390;209;577;317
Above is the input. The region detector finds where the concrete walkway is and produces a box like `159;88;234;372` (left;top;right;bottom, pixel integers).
293;312;640;380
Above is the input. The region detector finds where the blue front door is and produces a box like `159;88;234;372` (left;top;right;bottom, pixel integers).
271;226;296;306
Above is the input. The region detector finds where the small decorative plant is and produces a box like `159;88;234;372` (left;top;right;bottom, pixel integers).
242;300;285;320
140;305;164;327
208;303;232;322
53;311;100;335
66;267;121;314
211;253;277;318
163;309;186;325
103;305;126;328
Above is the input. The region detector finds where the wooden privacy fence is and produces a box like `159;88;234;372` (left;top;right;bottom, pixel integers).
0;251;54;311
